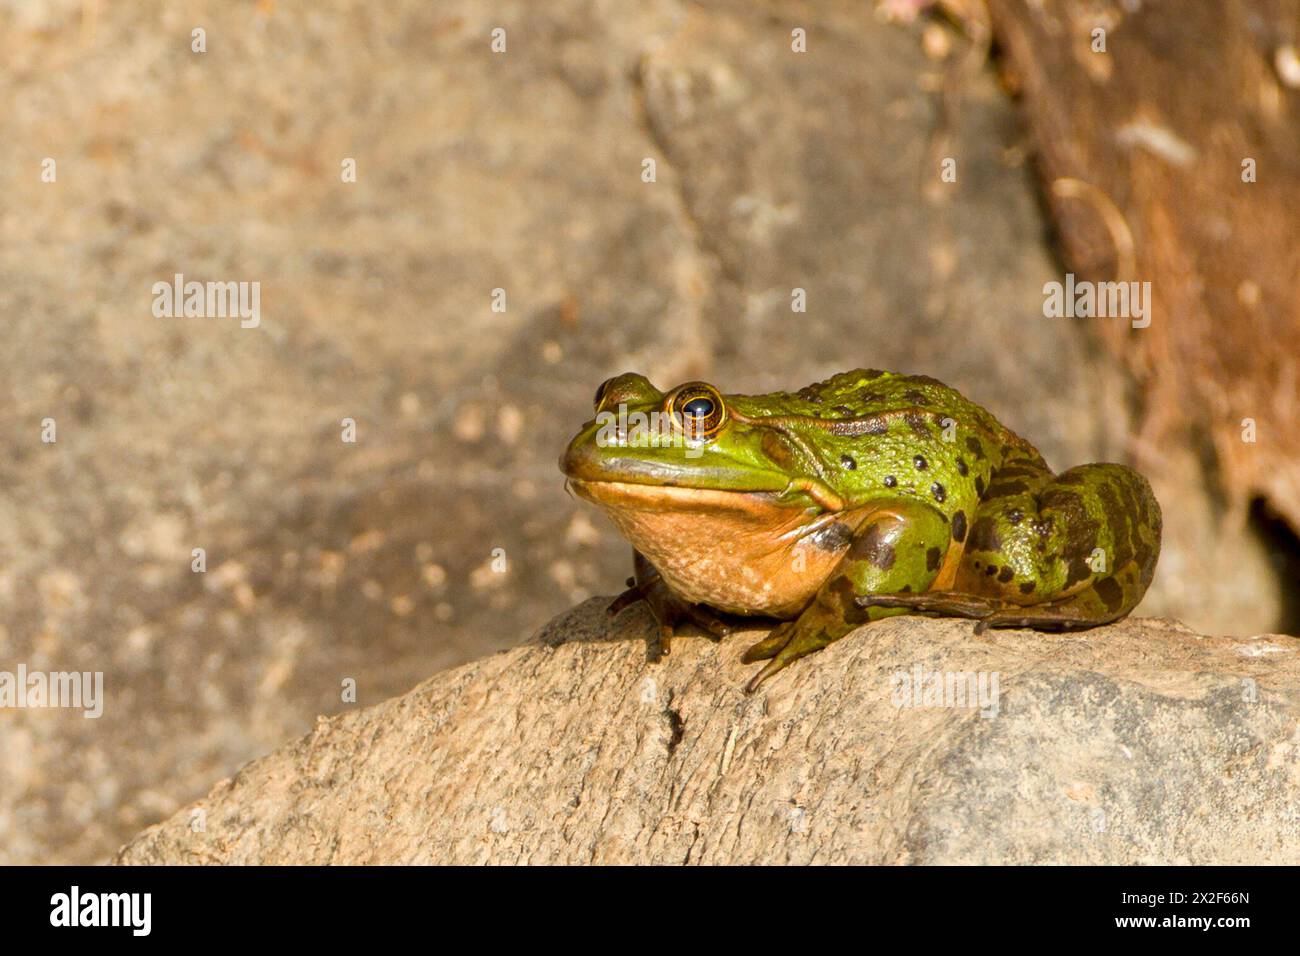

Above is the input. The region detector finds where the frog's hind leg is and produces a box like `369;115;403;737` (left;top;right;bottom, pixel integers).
951;459;1162;629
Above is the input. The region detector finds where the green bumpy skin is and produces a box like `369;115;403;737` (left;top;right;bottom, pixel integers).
560;369;1162;692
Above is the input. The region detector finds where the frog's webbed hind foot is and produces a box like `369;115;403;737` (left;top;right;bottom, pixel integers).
739;626;792;664
608;552;732;661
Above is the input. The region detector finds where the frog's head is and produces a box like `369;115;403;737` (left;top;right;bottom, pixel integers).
560;373;855;616
560;373;846;511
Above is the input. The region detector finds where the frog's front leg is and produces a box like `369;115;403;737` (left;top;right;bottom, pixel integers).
608;550;734;661
742;501;951;693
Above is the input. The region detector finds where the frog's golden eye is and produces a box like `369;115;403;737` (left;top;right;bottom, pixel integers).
671;382;726;441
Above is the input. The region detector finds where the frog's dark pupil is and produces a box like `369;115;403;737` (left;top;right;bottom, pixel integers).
682;397;714;419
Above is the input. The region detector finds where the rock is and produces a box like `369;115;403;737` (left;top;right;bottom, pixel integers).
117;601;1300;865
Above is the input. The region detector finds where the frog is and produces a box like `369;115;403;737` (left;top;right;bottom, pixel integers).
560;369;1162;693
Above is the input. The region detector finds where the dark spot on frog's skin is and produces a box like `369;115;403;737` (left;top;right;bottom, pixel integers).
951;510;968;543
965;436;985;460
956;458;968;477
1133;533;1154;574
1007;508;1023;525
840;454;856;470
833;404;853;415
810;520;855;553
850;524;896;570
996;463;1043;479
1056;472;1087;486
1094;575;1125;613
968;516;1002;553
900;584;912;592
1019;580;1036;595
985;564;998;576
827;576;871;625
1041;488;1100;587
974;475;986;497
905;413;930;438
1064;550;1098;588
1096;480;1135;569
926;546;942;572
904;389;929;405
987;479;1030;497
913;455;927;470
883;475;897;488
930;481;946;503
997;566;1014;583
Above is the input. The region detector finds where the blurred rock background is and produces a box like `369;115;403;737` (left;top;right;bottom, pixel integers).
0;0;1295;863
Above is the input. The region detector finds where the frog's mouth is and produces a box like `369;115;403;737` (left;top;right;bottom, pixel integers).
564;477;784;516
560;441;790;493
560;439;847;512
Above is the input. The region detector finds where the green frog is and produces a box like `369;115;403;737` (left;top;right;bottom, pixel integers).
560;369;1161;693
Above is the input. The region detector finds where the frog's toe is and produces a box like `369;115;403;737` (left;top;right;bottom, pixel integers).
684;604;733;641
971;606;1098;634
647;623;675;662
857;590;1105;636
606;578;643;617
740;623;795;664
645;606;728;660
857;590;1002;619
743;622;837;694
